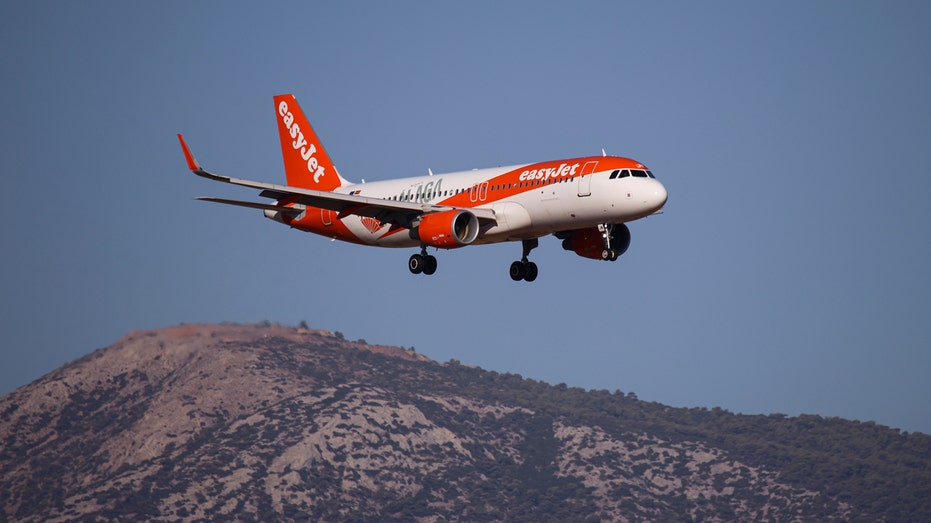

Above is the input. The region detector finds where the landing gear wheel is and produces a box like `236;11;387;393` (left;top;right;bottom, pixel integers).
410;249;438;276
510;239;540;282
408;254;425;274
423;255;438;275
509;261;525;281
509;261;538;282
523;261;538;282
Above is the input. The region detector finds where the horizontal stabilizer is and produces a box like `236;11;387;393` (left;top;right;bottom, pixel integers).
196;197;302;214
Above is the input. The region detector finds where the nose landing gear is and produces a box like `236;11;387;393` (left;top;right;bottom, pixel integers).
599;223;630;262
509;239;539;282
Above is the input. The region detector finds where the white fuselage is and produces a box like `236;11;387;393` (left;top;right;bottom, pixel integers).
308;160;667;248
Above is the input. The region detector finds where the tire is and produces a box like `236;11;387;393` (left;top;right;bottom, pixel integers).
509;261;525;281
423;255;438;275
523;262;538;282
408;254;424;274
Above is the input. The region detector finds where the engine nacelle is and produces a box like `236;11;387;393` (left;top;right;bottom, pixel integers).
415;210;479;249
560;224;631;260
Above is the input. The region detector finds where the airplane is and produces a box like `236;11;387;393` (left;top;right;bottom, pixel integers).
177;94;667;282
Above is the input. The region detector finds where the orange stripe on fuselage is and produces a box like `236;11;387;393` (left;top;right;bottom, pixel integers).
436;156;647;207
280;155;648;245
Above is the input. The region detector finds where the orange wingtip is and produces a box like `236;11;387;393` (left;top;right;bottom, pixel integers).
177;134;201;171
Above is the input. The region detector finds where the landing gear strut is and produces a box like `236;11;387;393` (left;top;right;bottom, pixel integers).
598;224;626;262
409;246;437;275
509;239;539;282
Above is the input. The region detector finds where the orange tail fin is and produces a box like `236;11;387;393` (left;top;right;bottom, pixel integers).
273;94;341;191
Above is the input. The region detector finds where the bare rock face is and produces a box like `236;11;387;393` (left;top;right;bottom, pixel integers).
1;323;929;521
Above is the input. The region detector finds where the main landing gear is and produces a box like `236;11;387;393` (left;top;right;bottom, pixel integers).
509;239;539;282
409;246;437;275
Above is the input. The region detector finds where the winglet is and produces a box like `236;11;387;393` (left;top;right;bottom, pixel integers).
176;134;230;183
178;134;202;172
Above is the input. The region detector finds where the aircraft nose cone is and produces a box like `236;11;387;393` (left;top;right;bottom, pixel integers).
650;181;668;212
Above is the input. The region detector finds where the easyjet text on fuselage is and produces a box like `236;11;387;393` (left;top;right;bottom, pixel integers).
518;163;580;182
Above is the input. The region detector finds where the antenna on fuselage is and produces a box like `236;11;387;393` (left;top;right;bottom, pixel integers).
428;168;434;176
601;148;607;157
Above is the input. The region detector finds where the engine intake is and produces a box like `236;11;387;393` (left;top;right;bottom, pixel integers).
415;210;479;249
560;224;630;260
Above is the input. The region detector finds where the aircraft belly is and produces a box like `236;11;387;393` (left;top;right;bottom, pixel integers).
372;232;419;248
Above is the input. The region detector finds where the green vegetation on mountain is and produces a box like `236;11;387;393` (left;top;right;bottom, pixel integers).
1;324;928;521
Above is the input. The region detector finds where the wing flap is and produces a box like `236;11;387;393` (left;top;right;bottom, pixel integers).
196;197;303;214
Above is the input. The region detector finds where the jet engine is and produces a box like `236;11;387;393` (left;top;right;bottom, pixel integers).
559;224;631;260
415;210;479;249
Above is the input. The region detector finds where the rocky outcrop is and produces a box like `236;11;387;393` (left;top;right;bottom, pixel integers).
1;323;927;521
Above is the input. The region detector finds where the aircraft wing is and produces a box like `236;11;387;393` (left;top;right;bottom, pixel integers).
178;134;497;227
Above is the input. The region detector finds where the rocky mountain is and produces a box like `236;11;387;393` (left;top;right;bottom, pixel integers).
1;323;929;521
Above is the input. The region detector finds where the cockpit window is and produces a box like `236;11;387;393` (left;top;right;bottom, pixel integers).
611;168;655;179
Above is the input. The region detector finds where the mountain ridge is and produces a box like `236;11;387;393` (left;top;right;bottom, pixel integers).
1;323;928;521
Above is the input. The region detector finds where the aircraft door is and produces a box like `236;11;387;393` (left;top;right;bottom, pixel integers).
578;161;597;197
469;182;489;203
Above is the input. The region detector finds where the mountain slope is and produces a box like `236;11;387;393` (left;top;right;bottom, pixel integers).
1;324;928;521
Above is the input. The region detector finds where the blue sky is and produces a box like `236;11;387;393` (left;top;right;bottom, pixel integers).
2;2;929;434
